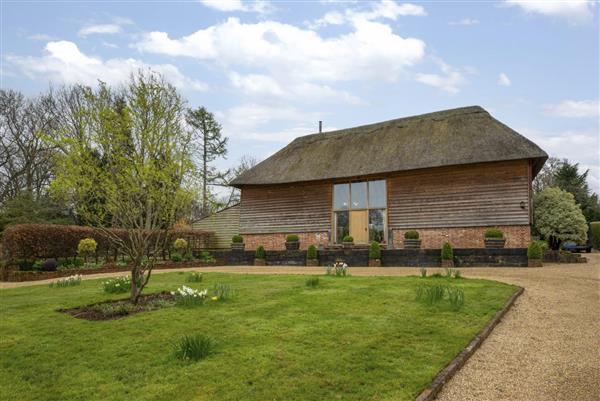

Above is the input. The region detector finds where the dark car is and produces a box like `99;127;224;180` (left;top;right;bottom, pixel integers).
562;225;593;253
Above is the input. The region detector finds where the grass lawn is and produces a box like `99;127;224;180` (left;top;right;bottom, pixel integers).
0;272;518;401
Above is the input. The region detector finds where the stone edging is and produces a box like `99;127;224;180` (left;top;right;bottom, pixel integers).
414;286;525;401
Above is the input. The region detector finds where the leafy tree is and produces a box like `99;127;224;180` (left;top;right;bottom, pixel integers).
553;161;600;222
534;187;587;250
0;192;74;231
532;157;562;194
185;107;229;217
50;71;195;303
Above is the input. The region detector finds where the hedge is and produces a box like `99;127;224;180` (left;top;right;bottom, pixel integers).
591;222;600;250
1;224;213;263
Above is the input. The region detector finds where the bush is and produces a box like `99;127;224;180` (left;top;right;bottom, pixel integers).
199;251;215;263
342;235;354;243
173;334;215;361
404;230;419;240
527;241;542;260
77;238;97;258
305;277;320;287
170;252;183;262
42;258;58;272
369;241;381;259
186;272;203;283
231;235;244;243
441;242;453;261
286;234;299;242
255;246;266;259
591;222;600;250
306;245;317;260
173;238;188;251
484;228;503;238
102;276;132;294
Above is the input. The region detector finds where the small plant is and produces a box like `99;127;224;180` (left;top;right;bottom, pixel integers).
415;284;446;305
170;252;183;262
307;245;317;260
447;286;465;310
441;242;453;261
77;238;98;263
102;276;132;294
231;235;244;243
286;234;299;242
527;241;543;260
173;238;188;252
49;274;82;288
171;285;208;306
484;228;504;238
420;267;427;278
211;283;233;301
186;272;203;283
41;258;58;272
368;241;381;259
342;235;354;243
305;277;320;287
255;246;266;259
173;334;215;361
326;259;349;277
404;230;419;240
199;251;215;263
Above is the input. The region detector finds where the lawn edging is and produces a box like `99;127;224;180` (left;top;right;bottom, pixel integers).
414;286;525;401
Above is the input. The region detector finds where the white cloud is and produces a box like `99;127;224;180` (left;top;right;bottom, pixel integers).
310;0;426;28
543;100;600;118
5;40;208;91
27;33;55;41
415;58;467;94
200;0;273;14
504;0;594;24
78;24;122;37
498;72;511;86
448;18;479;26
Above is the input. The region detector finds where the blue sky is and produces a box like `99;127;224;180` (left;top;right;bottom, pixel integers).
2;0;599;192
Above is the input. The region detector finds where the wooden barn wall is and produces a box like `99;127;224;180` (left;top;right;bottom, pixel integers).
387;160;531;229
239;182;332;234
193;205;240;248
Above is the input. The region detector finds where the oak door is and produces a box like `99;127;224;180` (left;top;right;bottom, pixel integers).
349;210;368;244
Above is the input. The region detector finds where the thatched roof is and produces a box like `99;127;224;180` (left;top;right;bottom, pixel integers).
231;106;547;186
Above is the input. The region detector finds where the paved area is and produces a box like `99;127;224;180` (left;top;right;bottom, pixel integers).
2;254;599;401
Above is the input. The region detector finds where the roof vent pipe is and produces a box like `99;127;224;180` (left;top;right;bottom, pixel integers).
318;120;322;133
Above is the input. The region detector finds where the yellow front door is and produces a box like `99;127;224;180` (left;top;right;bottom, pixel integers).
350;210;368;244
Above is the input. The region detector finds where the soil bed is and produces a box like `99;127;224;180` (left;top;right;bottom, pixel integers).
61;291;175;321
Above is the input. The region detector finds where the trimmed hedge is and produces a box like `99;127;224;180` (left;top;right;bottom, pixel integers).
591;222;600;250
484;228;503;238
286;234;299;242
1;224;212;263
342;235;354;243
231;235;244;243
404;230;419;240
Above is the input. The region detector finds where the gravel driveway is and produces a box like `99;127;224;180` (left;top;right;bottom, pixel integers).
2;254;599;401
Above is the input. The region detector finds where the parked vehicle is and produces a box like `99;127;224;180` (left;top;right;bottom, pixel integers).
562;225;593;253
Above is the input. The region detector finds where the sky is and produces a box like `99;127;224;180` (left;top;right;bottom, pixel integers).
1;0;599;193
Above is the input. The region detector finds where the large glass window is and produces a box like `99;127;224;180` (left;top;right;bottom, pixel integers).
369;209;385;242
350;182;367;209
368;180;386;208
333;184;349;210
335;211;349;242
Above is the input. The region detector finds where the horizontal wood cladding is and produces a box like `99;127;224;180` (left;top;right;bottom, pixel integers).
193;205;240;249
388;160;530;229
240;182;332;234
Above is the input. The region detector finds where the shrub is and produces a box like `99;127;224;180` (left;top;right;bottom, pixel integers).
211;283;233;301
534;187;587;249
527;241;542;260
173;334;215;361
171;285;208;306
41;258;58;272
173;238;188;251
286;234;299;242
102;276;132;294
305;277;320;287
49;274;82;288
342;235;354;243
591;222;600;250
420;268;427;278
255;246;266;259
170;252;183;262
404;230;419;240
307;245;317;260
199;251;215;263
231;235;244;243
484;228;504;238
369;241;381;259
77;238;98;261
441;242;453;261
186;272;203;283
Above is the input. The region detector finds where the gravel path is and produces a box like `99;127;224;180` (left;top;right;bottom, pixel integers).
2;254;599;401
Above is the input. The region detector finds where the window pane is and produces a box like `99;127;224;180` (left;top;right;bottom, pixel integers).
333;184;349;210
350;182;367;209
368;180;386;208
369;209;385;243
335;211;349;244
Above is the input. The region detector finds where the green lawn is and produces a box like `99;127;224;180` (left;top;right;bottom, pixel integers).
0;272;517;401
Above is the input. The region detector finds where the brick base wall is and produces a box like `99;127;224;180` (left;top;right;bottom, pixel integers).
243;232;330;251
392;225;530;249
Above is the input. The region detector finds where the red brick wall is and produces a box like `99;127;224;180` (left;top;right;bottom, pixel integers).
392;225;530;249
243;232;329;251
